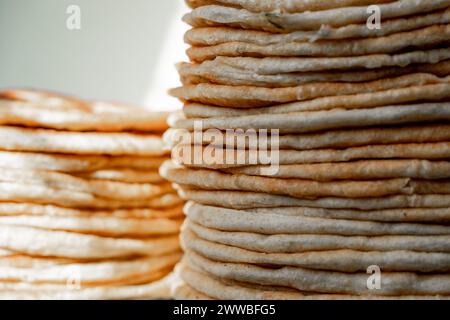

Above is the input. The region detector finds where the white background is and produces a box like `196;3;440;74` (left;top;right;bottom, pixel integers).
0;0;188;111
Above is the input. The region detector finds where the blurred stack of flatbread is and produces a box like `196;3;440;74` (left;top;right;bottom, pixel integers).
0;89;183;299
162;0;450;299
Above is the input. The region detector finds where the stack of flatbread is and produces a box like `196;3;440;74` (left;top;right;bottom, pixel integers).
162;0;450;299
0;89;184;299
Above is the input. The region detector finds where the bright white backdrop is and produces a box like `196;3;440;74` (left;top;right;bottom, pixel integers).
0;0;188;111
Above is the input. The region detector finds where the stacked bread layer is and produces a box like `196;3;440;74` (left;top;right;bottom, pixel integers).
164;0;450;300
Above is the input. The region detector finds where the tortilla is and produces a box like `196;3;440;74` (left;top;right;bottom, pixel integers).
0;99;169;132
0;225;180;259
181;83;450;116
172;103;450;134
180;264;449;300
228;160;450;180
187;220;450;253
184;1;450;32
165;124;450;151
179;59;450;87
187;251;450;296
187;25;450;61
0;168;173;200
0;202;184;219
162;161;450;198
0;215;183;237
184;9;450;44
185;203;450;236
0;272;175;300
0;253;181;286
74;169;164;183
185;0;395;13
171;74;450;108
212;48;450;74
0;151;167;173
178;189;450;210
0;126;167;156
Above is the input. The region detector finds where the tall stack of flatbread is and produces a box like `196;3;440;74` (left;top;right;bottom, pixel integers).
162;0;450;299
0;90;184;299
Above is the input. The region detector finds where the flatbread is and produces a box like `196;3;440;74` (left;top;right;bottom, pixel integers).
185;0;395;13
0;202;184;219
178;189;450;210
0;151;167;173
0;253;181;286
185;203;450;236
172;103;450;134
181;83;450;116
74;169;164;183
184;9;450;44
0;182;180;209
174;142;450;169
0;126;167;156
244;206;450;223
0;99;169;132
0;168;174;200
180;264;449;300
182;230;450;272
161;161;450;198
179;59;450;87
0;272;176;300
171;74;450;107
212;48;450;74
227;160;450;180
0;225;180;259
184;1;450;32
165;124;450;151
187;25;450;61
187;251;450;296
187;220;450;253
0;215;183;237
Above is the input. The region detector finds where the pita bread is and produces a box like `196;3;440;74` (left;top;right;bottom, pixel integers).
0;151;167;173
187;25;450;62
185;9;450;45
0;253;180;286
178;189;450;210
0;168;173;200
182;230;450;272
187;251;450;296
213;48;450;74
0;202;184;219
74;169;163;183
180;264;449;300
185;0;395;13
0;215;182;237
0;255;76;269
172;279;213;300
0;126;167;156
185;203;450;236
228;160;450;180
187;220;450;253
182;83;450;117
165;124;450;151
173;103;450;134
244;206;450;223
179;142;450;170
0;182;180;209
0;225;180;259
171;74;450;108
0;99;169;132
179;59;450;87
0;272;176;300
184;1;450;32
162;161;450;198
